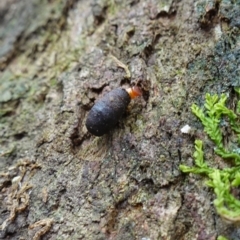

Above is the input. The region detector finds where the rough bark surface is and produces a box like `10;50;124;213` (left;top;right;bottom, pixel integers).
1;0;240;239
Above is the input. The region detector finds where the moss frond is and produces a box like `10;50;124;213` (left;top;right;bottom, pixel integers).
180;91;240;224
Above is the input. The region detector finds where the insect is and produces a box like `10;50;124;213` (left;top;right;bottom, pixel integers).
86;86;142;136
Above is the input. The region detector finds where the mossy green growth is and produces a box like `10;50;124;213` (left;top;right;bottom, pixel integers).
217;236;229;240
180;90;240;224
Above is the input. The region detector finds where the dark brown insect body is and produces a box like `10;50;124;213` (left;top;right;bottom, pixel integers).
86;87;141;136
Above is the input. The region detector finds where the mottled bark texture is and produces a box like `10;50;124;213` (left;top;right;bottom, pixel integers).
1;0;240;239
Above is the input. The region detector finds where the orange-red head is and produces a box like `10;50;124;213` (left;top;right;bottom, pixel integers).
126;86;142;99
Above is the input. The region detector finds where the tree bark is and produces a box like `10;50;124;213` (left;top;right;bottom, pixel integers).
1;0;240;239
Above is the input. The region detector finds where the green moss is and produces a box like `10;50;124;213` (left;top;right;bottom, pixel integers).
217;236;229;240
180;90;240;223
